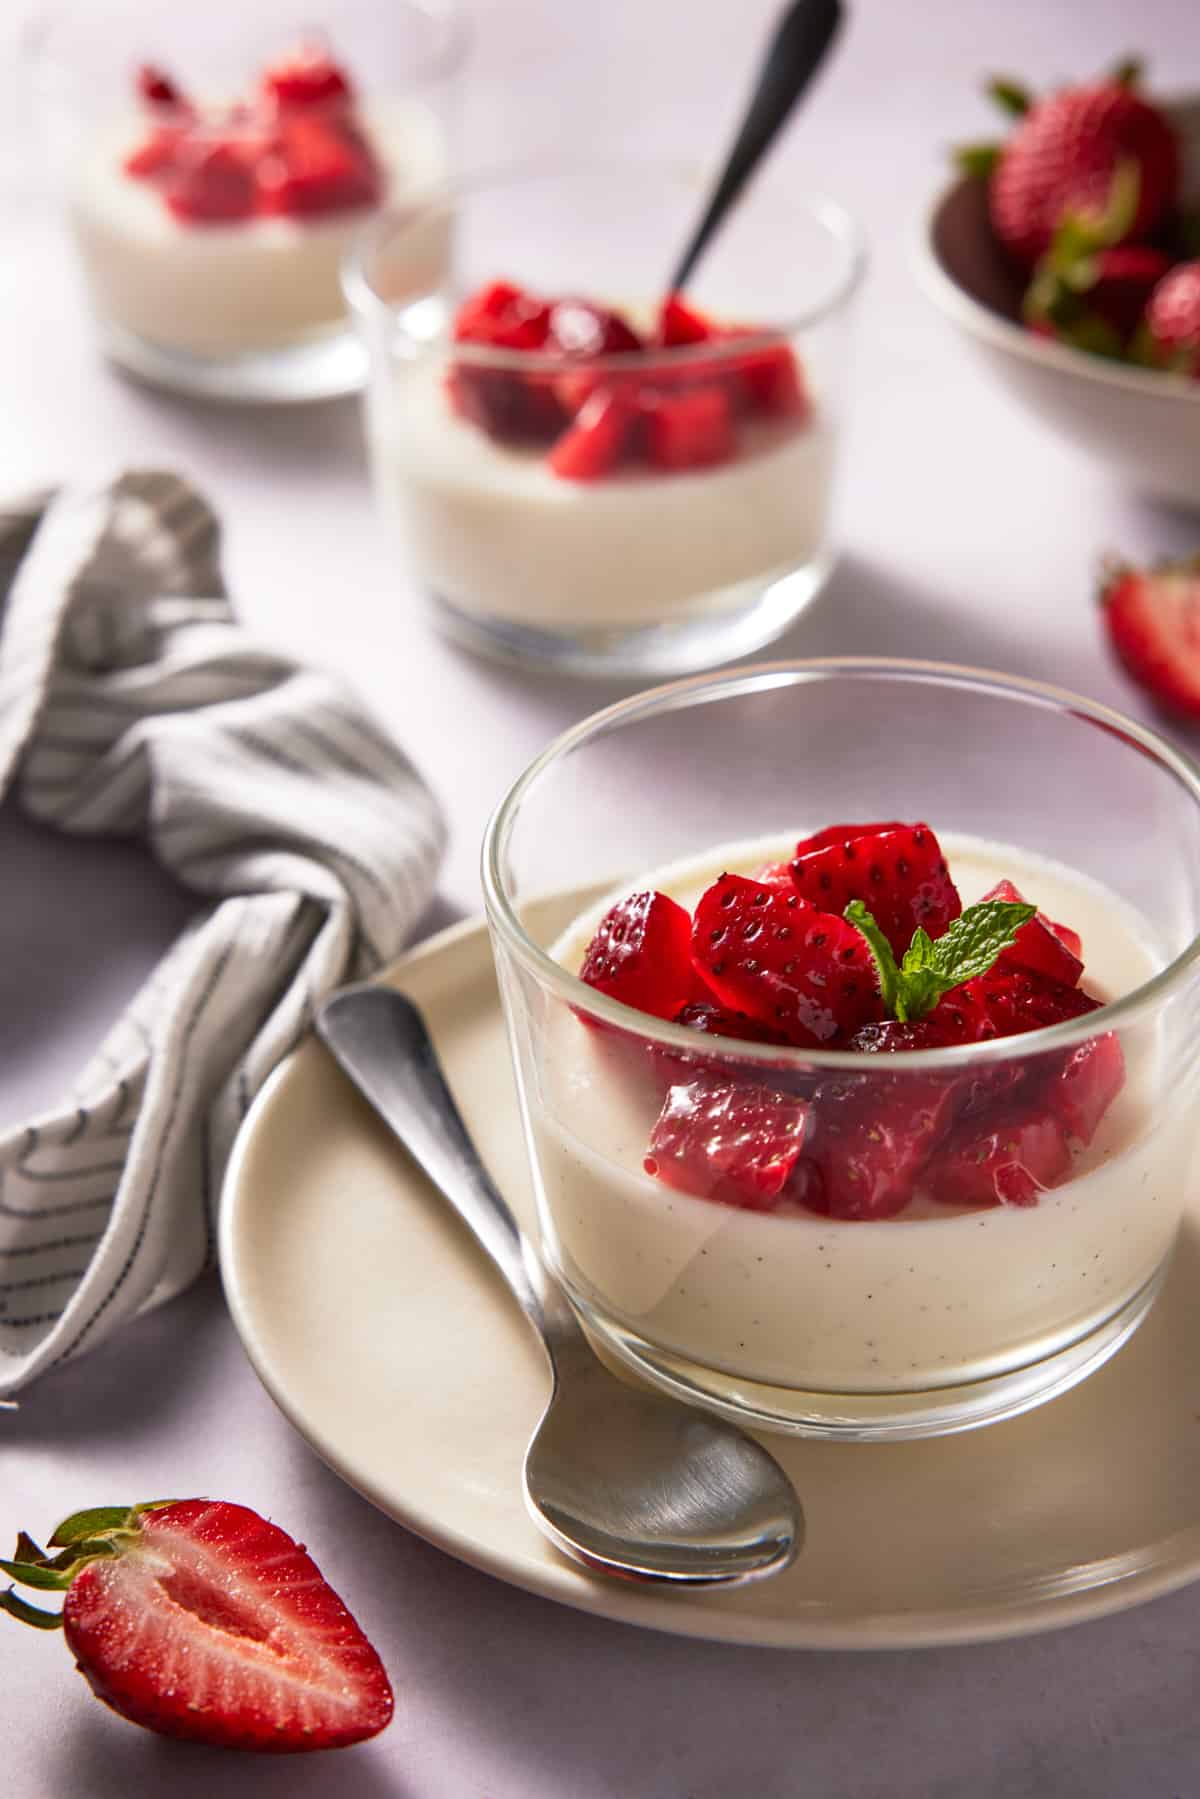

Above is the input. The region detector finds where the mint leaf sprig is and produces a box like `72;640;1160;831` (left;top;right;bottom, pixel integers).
845;898;1037;1023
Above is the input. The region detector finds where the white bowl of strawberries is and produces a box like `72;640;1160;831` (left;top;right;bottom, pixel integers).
917;58;1200;509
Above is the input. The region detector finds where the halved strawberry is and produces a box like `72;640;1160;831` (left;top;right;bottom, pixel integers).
548;389;637;481
644;1077;808;1211
579;890;696;1020
788;822;961;959
691;874;881;1046
643;385;735;471
1139;259;1200;378
932;1107;1072;1208
980;878;1083;986
1102;558;1200;719
0;1499;392;1752
798;1071;960;1219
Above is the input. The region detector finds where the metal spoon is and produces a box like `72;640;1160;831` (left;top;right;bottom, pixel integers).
668;0;844;294
317;985;801;1587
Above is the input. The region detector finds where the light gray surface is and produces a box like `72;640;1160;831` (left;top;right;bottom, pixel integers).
3;0;1200;1792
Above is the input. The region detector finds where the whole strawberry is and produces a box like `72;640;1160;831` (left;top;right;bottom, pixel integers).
1101;557;1200;719
1;1499;393;1753
960;61;1179;269
1136;259;1200;376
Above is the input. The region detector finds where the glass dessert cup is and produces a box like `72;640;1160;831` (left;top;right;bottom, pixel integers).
26;0;466;403
345;164;863;676
482;659;1200;1439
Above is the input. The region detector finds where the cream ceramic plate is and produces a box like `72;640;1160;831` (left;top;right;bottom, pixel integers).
220;903;1200;1650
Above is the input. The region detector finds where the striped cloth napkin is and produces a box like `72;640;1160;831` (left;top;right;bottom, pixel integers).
0;471;446;1397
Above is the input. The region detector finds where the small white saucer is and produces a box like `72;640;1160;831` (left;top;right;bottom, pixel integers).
220;905;1200;1650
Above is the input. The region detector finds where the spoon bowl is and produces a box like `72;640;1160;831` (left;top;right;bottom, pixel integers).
317;985;801;1587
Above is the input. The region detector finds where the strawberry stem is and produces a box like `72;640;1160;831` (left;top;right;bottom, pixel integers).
955;143;1001;179
1110;56;1143;88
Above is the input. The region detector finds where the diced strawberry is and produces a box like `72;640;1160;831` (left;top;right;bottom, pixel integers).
643;384;735;471
258;115;380;217
798;1071;960;1219
644;1077;808;1211
548;389;637;480
794;821;905;857
452;284;552;350
932;1108;1072;1208
580;890;696;1021
657;293;719;345
136;64;186;109
166;143;257;224
969;966;1102;1035
788;822;962;959
1045;1032;1125;1144
548;299;642;358
453;280;528;334
980;878;1083;986
672;1000;787;1042
447;365;567;445
262;44;353;111
123;125;189;180
691;874;882;1046
729;337;808;418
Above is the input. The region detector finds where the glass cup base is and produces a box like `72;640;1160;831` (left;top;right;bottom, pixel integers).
427;551;836;679
96;317;368;404
563;1262;1168;1442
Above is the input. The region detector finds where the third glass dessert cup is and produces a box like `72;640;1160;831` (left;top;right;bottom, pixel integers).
482;659;1200;1439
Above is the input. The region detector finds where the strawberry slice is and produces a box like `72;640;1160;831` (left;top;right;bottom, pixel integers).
691;873;882;1046
1101;558;1200;720
798;1071;961;1219
788;822;962;959
980;878;1083;986
643;385;735;471
0;1499;392;1752
548;389;637;481
644;1077;808;1211
579;890;696;1020
932;1108;1072;1208
166;143;256;223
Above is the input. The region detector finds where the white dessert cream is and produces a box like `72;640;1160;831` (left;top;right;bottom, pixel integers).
531;835;1186;1395
368;353;835;630
69;102;447;358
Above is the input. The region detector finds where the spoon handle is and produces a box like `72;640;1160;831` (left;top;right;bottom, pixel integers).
668;0;843;295
316;985;574;1346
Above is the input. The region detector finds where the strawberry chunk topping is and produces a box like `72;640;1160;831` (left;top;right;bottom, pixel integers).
645;1078;808;1211
691;873;882;1046
446;282;809;480
798;1070;962;1219
122;45;380;225
788;822;962;959
980;878;1083;986
931;1109;1073;1209
580;891;697;1021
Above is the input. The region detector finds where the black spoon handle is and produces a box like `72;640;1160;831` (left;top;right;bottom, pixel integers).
668;0;844;296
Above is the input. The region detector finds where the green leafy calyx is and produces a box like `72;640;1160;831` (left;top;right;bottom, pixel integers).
845;898;1037;1023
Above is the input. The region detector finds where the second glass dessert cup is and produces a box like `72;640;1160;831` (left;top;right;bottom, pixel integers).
346;163;864;676
482;659;1200;1439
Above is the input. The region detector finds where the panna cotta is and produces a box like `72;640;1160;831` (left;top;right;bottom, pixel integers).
528;825;1183;1399
365;283;836;632
68;44;447;360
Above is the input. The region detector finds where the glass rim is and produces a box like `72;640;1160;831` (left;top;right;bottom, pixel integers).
21;0;471;95
481;656;1200;1073
341;158;867;365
